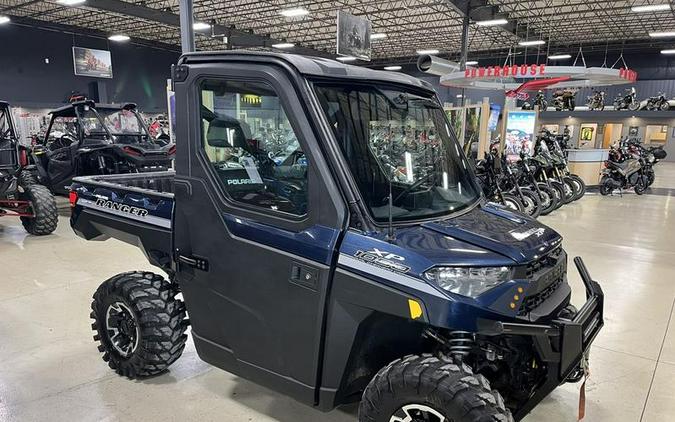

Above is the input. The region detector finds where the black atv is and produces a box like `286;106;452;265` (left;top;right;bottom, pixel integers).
30;100;175;194
0;101;58;235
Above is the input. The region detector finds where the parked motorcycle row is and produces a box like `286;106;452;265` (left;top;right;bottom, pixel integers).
474;130;586;219
522;87;675;111
600;137;667;195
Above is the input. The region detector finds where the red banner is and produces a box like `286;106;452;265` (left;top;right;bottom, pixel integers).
619;68;638;82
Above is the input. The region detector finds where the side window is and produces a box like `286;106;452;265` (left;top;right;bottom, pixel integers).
199;79;308;216
47;117;79;150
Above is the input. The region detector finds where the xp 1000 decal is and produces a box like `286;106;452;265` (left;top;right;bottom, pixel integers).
354;248;411;274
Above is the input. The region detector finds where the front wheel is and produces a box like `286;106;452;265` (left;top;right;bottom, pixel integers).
519;188;542;219
91;271;189;378
567;174;586;200
646;170;655;187
501;193;524;213
359;354;513;422
635;175;647;195
19;184;58;235
660;101;670;111
599;176;614;196
629;101;640;111
536;184;558;215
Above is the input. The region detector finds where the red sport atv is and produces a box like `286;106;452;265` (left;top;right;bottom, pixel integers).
0;101;58;235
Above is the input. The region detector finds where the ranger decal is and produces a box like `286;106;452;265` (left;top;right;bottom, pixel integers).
95;198;149;217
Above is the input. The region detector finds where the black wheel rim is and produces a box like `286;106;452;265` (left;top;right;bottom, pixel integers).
105;301;140;358
390;404;446;422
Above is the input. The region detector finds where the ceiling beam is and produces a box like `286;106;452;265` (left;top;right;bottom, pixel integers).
83;0;330;56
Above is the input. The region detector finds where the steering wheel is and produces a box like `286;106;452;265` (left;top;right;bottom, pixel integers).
392;172;435;206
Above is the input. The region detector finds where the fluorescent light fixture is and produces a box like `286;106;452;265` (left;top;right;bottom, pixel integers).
193;22;211;31
108;34;130;42
370;33;387;40
661;49;675;54
519;40;546;46
456;94;464;98
0;15;9;24
632;4;671;12
548;54;571;60
476;18;508;26
650;31;675;38
383;65;402;71
272;42;295;49
57;0;86;5
336;56;357;62
280;7;309;17
465;60;478;65
416;49;440;55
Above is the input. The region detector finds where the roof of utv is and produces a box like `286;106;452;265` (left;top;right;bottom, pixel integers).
179;51;435;93
50;101;138;117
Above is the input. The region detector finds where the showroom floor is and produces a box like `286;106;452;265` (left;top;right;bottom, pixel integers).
1;165;674;422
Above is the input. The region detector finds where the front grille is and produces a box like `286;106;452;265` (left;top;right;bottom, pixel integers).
518;247;566;316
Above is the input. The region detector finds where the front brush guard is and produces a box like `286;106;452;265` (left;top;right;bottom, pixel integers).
477;257;604;421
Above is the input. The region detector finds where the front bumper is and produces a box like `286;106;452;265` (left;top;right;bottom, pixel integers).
478;257;604;420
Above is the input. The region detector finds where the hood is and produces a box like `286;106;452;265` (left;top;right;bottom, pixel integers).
420;203;561;263
339;203;563;282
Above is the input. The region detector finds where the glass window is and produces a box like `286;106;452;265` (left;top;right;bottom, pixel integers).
199;79;308;216
314;84;481;223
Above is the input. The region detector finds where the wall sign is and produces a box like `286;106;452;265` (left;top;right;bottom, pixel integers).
336;11;372;61
72;47;113;79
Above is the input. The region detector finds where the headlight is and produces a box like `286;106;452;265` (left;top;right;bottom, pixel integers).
424;266;511;298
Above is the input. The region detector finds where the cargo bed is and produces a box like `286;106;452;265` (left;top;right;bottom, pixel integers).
70;171;176;271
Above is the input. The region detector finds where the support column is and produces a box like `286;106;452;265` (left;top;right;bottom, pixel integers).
179;0;195;53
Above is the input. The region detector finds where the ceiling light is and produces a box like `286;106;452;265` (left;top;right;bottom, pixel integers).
57;0;86;5
632;4;671;12
519;40;546;46
384;65;402;71
370;33;387;40
548;54;571;60
661;49;675;54
280;7;309;17
0;15;9;25
193;22;211;31
416;49;440;55
650;31;675;38
108;34;130;42
456;94;464;98
272;42;295;49
475;18;508;26
336;56;357;62
465;60;478;65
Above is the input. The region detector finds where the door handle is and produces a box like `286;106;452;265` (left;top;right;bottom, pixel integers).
178;254;209;271
290;262;318;291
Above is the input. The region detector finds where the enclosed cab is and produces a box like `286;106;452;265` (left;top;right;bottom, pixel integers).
70;52;603;422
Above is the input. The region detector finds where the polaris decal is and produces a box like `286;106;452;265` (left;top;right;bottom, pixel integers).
354;249;411;274
227;178;257;185
95;198;149;217
510;227;545;241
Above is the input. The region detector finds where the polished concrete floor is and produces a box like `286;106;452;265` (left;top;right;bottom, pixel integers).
1;164;675;422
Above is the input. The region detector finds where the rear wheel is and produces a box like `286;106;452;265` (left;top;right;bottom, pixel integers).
19;170;37;187
91;271;189;378
359;354;513;422
659;101;670;111
629;101;640;111
19;184;57;235
634;175;647;195
599;176;613;196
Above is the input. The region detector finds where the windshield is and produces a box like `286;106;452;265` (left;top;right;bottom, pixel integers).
314;83;481;223
99;109;147;136
79;109;109;139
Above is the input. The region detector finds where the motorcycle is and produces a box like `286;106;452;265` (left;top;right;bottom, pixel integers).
645;92;671;111
541;131;586;200
600;141;648;195
497;154;542;218
521;90;548;111
551;88;576;111
474;148;524;213
613;87;640;111
586;91;605;111
514;152;559;215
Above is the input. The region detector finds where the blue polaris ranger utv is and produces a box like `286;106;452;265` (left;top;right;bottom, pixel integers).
70;52;603;422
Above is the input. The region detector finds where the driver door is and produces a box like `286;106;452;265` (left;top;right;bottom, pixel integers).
172;64;347;405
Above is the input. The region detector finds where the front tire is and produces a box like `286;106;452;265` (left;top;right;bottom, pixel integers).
359;354;513;422
536;184;558;215
91;271;189;378
568;174;586;200
599;176;613;196
519;188;542;219
19;184;57;235
500;193;523;213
